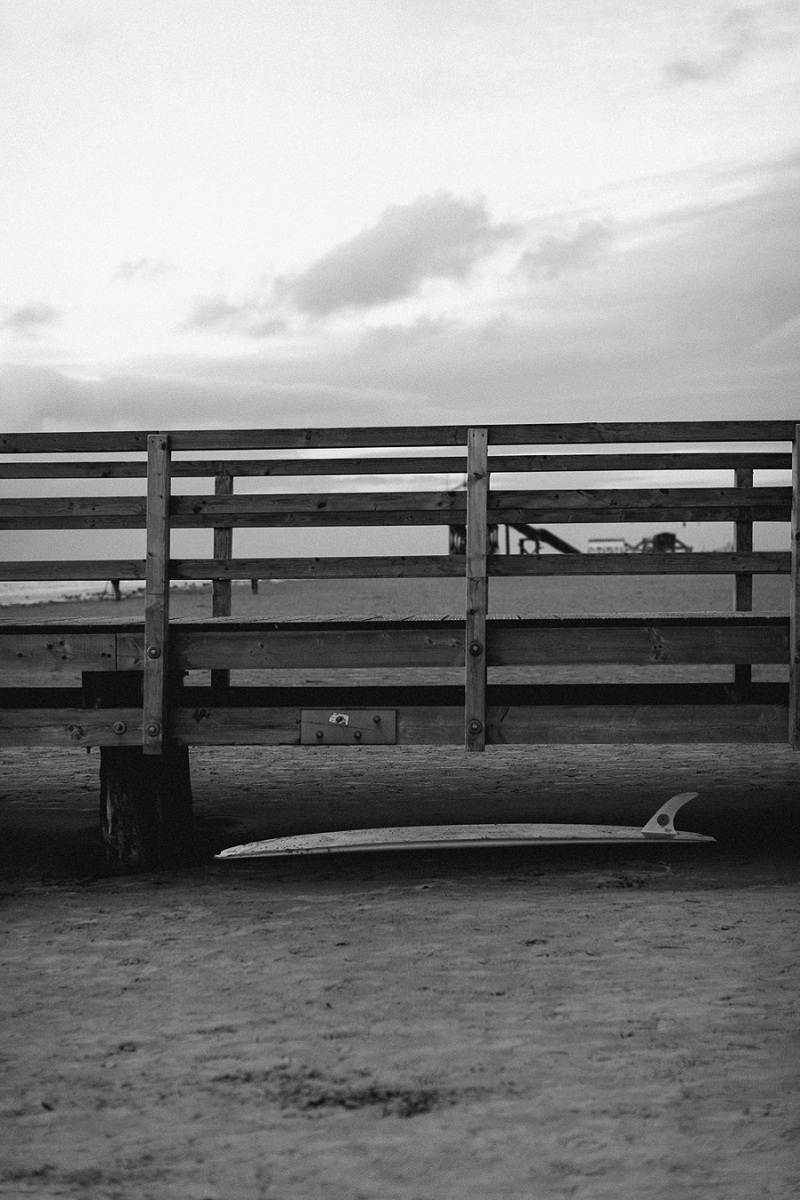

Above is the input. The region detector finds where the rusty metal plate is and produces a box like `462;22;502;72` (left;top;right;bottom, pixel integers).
300;708;397;745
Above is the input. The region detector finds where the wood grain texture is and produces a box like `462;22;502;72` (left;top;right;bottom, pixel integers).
1;419;795;454
1;450;791;479
489;552;791;576
465;428;488;751
142;434;170;753
790;426;800;749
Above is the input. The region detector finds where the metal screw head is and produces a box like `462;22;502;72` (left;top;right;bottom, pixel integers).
353;729;362;739
373;714;381;724
145;722;161;738
657;813;670;826
112;721;127;735
469;719;483;734
316;730;324;740
468;641;482;656
146;646;161;660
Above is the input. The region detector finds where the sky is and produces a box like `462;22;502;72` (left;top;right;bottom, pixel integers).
1;0;799;434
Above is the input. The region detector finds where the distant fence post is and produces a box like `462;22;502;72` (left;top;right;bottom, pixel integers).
465;427;488;751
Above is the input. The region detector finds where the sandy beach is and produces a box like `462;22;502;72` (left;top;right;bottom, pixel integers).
1;580;798;1198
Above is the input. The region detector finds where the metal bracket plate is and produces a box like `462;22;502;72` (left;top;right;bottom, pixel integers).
300;709;398;745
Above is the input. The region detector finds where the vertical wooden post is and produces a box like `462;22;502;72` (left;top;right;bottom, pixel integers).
212;472;233;690
143;433;171;754
790;426;800;750
465;427;488;751
734;466;753;692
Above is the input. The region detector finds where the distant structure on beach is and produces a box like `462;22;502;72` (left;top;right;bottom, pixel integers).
587;531;693;554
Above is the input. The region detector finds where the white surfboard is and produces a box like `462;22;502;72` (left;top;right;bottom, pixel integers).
215;792;713;860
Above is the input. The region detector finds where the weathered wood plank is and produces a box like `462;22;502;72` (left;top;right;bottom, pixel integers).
211;473;233;690
465;428;488;751
0;701;786;746
485;705;788;744
734;467;754;690
0;485;788;530
3;450;791;480
167;627;467;671
790;425;800;749
0;560;148;581
486;623;788;666
2;419;794;455
488;486;791;520
0;496;148;529
489;552;791;576
142;434;170;753
0;632;117;673
171;555;465;580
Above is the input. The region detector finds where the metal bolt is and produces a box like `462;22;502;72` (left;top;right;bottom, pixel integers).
354;729;362;740
469;640;482;656
469;719;483;734
146;646;161;659
657;813;669;826
316;730;324;740
112;721;127;735
145;722;161;738
373;714;381;724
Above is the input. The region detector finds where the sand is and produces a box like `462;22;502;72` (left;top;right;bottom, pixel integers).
1;579;798;1198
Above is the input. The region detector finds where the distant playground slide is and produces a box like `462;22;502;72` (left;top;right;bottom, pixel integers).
510;524;581;555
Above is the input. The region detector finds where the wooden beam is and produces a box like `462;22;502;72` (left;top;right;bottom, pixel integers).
170;555;465;580
790;425;800;749
734;467;754;691
3;449;791;479
211;473;233;690
0;700;787;747
465;428;488;751
0;632;117;673
489;552;791;576
142;434;170;754
0;560;147;582
2;419;795;455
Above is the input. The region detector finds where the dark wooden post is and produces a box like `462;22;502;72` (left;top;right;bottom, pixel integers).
212;471;233;690
790;425;799;750
99;433;193;868
465;427;488;751
100;744;193;869
734;466;753;692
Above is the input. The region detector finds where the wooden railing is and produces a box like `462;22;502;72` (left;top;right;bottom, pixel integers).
1;419;798;752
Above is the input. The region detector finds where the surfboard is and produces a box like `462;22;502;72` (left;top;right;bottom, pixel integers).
214;792;713;860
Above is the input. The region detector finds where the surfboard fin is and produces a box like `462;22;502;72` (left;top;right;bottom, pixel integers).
641;791;700;838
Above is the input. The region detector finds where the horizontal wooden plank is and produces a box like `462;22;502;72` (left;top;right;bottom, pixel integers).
488;623;788;665
487;452;793;473
0;484;790;530
489;552;792;577
108;616;789;671
486;705;788;744
0;632;117;673
0;700;786;746
1;419;795;456
1;450;792;480
0;560;147;582
0;496;148;529
171;555;464;580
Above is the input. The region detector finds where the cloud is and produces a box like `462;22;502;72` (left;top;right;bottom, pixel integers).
183;295;286;339
279;192;518;315
1;303;61;336
663;6;761;86
113;258;176;283
518;220;616;280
